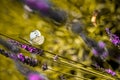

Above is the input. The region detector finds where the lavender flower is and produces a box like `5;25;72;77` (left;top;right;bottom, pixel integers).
106;28;120;46
15;60;48;80
0;48;19;60
91;41;108;59
8;39;44;56
98;41;105;48
105;69;116;76
24;0;67;25
27;72;46;80
92;48;98;56
80;33;108;59
17;53;38;67
17;53;25;61
0;38;20;53
24;0;51;12
92;64;116;76
21;44;44;56
0;48;38;67
0;38;46;79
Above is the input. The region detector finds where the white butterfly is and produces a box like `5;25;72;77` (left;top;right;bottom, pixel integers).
29;30;44;45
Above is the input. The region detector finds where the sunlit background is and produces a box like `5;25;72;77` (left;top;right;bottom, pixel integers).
0;0;120;80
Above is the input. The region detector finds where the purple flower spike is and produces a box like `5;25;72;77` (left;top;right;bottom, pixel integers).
105;28;120;46
28;73;46;80
26;46;34;53
91;41;108;60
101;52;108;59
0;48;38;66
110;35;120;46
15;61;48;80
8;39;44;55
92;48;98;56
21;44;27;49
92;64;116;76
105;69;116;76
24;0;67;25
105;28;110;35
24;0;50;12
17;53;38;66
98;41;105;48
17;53;25;62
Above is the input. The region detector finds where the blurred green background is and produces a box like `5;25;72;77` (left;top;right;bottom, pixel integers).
0;0;120;80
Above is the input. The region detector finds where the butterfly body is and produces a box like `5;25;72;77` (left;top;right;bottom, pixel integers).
30;30;44;45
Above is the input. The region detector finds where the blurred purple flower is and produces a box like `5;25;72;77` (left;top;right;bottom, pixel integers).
17;53;25;62
80;34;108;59
0;38;20;53
105;69;116;76
0;48;38;67
23;0;67;25
92;48;98;56
0;49;47;79
92;64;116;76
24;0;50;12
92;41;108;59
21;44;27;49
23;45;34;53
28;73;46;80
98;41;105;48
8;39;44;56
105;28;110;35
15;60;48;80
0;38;48;79
21;44;44;56
0;48;19;60
110;35;120;46
17;53;38;67
106;28;120;46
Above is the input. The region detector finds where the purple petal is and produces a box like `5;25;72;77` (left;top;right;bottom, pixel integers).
105;69;116;76
17;53;25;61
28;73;45;80
92;48;98;56
21;44;27;49
98;41;105;48
25;0;50;12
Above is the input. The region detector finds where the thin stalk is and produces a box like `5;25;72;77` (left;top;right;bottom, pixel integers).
0;33;116;79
